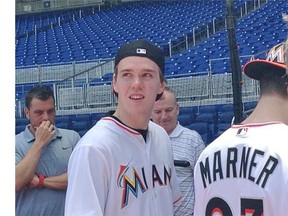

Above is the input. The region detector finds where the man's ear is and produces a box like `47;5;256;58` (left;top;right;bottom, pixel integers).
112;74;118;98
176;104;180;116
156;80;166;101
160;80;165;92
24;107;30;120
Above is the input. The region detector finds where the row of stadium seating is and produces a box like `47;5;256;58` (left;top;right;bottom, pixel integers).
15;0;257;67
16;0;288;78
16;0;223;66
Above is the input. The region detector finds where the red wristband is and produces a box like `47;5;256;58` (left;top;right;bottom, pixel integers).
37;174;46;188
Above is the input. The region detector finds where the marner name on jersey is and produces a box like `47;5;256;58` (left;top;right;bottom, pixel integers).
199;146;278;189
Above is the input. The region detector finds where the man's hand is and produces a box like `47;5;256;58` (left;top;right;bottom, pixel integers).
34;120;55;148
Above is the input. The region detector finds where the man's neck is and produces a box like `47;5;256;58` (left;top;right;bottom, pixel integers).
242;95;288;124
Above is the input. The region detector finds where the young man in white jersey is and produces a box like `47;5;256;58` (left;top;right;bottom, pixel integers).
152;86;205;216
194;40;288;216
65;39;182;215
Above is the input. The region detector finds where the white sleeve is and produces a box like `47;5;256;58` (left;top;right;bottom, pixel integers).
65;145;109;216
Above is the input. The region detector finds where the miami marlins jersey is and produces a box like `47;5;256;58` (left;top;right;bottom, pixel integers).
194;122;288;216
65;117;182;216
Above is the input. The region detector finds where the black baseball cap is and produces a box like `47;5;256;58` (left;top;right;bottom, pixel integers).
243;43;287;80
114;39;165;73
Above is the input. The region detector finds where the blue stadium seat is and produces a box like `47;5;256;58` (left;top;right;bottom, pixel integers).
196;113;218;124
71;121;91;132
216;123;231;138
16;125;26;134
73;114;91;124
196;112;218;141
55;115;71;124
187;122;210;145
178;114;194;126
56;122;70;129
199;105;218;114
179;106;196;116
16;118;29;126
218;112;234;124
244;101;257;113
218;104;234;113
102;72;114;82
91;112;106;125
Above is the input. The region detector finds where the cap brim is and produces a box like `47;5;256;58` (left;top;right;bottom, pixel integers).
243;60;286;80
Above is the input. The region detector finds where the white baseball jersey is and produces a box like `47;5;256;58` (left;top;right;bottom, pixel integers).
194;122;288;216
65;117;182;216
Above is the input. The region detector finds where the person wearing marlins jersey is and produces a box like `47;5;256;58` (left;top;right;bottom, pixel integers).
65;39;182;216
194;39;288;216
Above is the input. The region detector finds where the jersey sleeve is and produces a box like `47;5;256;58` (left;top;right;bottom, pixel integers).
65;145;109;216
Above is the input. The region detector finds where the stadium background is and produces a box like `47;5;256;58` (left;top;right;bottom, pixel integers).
15;0;288;144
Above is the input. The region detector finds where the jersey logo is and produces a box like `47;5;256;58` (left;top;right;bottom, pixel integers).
236;127;249;137
117;164;172;209
136;48;146;54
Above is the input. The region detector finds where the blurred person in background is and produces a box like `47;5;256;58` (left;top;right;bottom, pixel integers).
152;86;205;216
15;84;80;216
